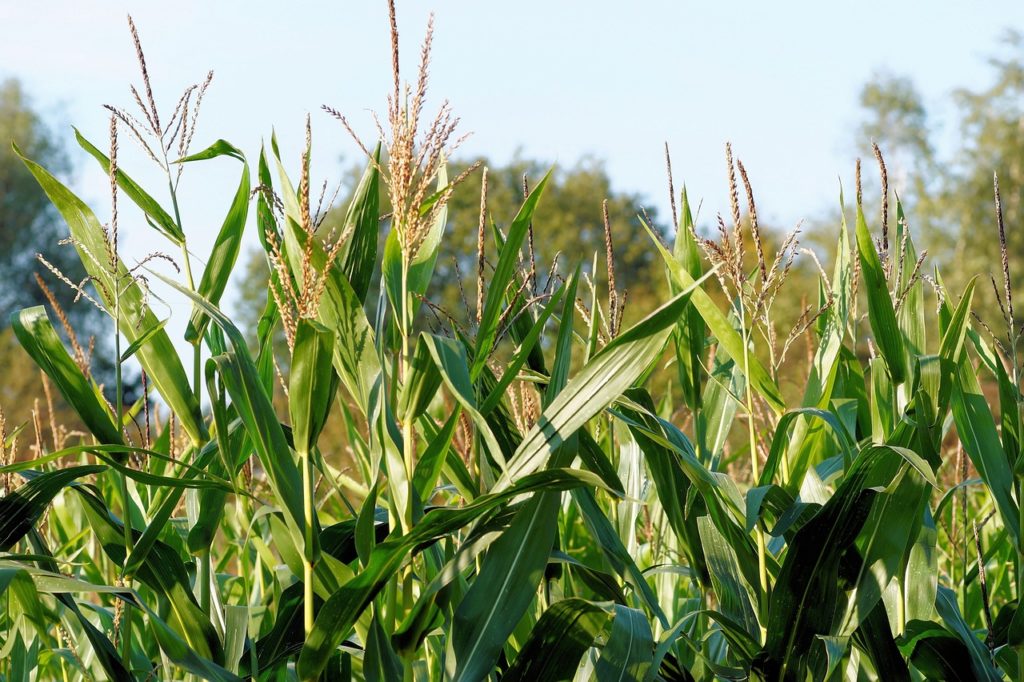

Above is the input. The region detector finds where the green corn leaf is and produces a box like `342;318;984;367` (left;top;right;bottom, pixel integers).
503;598;613;682
448;437;577;681
899;619;977;681
697;515;759;639
420;333;506;471
950;346;1020;549
545;264;580;406
179;140;250;342
23;531;134;681
757;446;903;678
471;170;551;378
672;186;706;413
411;410;462;503
496;282;703;492
160;275;314;561
573;488;669;629
894;199;925;384
16;146;207;445
935;586;1003;681
644;219;784;413
297;468;609;679
936;277;976;412
850;600;910;682
10;306;123;447
854;205;907;385
0;465;105;550
73;482;225;665
624;388;708;585
0;566;46;635
74;128;184;244
118;318;168;362
838;448;932;636
290;319;338;455
122;436;224;578
398;334;443;421
595;605;655;682
339;144;381;301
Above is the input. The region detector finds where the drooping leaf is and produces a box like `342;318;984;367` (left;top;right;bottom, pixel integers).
11;307;122;447
179;140;250;341
17;147;206;445
503;598;613;682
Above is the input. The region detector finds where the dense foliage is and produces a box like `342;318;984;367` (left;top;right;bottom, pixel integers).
2;8;1023;682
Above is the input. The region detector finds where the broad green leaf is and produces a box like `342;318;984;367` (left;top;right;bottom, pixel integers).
470;170;551;379
448;426;583;680
119;318;168;362
23;532;133;682
757;446;910;678
936;277;976;412
697;515;759;638
573;488;669;629
160;276;313;560
10;307;122;447
595;605;654;682
838;449;931;636
398;334;443;421
935;586;1003;681
73;482;225;666
290;319;338;455
671;186;706;413
74;128;184;244
420;333;506;471
297;468;609;679
503;598;613;682
894;199;925;387
644;220;784;412
448;487;563;681
180;140;250;341
854;206;906;385
338;144;381;301
0;465;105;550
496;283;702;491
899;619;976;681
850;600;910;682
950;352;1020;549
17;147;207;445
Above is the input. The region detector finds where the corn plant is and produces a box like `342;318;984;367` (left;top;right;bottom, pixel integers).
1;4;1023;681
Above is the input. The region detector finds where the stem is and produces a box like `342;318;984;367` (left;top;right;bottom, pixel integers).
400;251;415;533
114;287;135;663
399;248;419;630
301;446;315;636
739;296;769;642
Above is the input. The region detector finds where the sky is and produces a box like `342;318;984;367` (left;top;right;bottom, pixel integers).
2;0;1023;345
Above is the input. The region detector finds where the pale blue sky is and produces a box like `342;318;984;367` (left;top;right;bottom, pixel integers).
2;1;1023;338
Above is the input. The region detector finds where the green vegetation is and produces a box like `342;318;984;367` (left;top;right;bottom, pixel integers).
3;7;1024;682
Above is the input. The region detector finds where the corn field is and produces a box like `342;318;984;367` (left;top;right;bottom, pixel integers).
2;5;1023;682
